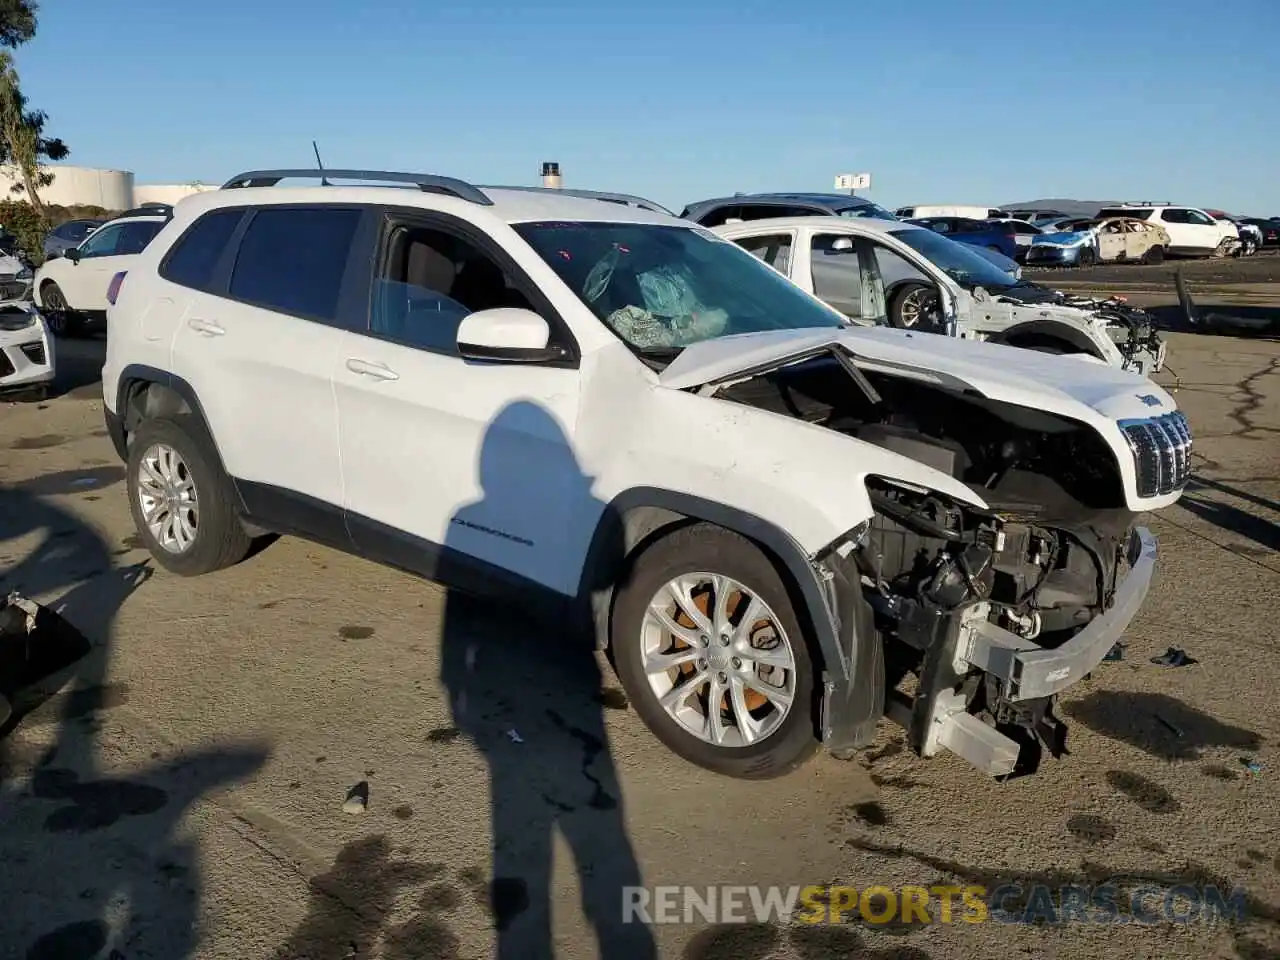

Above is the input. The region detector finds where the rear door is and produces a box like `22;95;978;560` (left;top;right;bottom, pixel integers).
167;204;371;536
731;230;798;278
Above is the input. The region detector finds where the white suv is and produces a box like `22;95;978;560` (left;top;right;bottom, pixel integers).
102;169;1189;780
34;206;171;336
1096;203;1238;257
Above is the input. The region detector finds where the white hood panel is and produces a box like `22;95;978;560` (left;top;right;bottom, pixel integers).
659;326;1177;423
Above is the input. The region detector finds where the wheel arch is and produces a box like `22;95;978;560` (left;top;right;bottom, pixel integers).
988;319;1108;360
577;487;852;686
114;365;225;469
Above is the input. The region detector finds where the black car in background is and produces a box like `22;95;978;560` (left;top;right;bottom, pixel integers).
680;192;898;226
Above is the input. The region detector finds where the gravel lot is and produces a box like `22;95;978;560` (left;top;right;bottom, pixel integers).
1;327;1278;960
1025;248;1280;287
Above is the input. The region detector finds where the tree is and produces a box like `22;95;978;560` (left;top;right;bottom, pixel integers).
0;2;68;214
0;0;36;49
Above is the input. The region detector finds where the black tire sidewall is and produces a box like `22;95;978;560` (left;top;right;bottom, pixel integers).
42;284;78;337
889;283;934;330
610;524;819;779
126;416;245;576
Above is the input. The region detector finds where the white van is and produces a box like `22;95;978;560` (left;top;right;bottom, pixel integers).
894;205;1004;220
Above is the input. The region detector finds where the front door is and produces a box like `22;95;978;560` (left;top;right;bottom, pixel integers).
1097;221;1126;261
63;220;163;310
333;211;582;595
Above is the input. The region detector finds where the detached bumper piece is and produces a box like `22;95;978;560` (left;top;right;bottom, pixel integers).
889;527;1157;778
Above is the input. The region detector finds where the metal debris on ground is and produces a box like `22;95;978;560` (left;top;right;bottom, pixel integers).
1150;647;1198;667
506;729;524;744
1103;642;1126;662
1242;758;1263;775
342;781;370;815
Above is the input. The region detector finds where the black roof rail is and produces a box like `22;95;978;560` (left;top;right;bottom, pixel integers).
112;204;174;220
479;184;674;216
220;169;494;206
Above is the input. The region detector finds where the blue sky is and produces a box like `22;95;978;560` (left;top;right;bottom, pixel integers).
16;0;1280;214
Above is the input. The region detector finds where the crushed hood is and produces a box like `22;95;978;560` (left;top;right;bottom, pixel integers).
658;326;1176;423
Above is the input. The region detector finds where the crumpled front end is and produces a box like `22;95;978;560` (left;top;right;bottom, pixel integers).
0;301;54;396
851;478;1157;777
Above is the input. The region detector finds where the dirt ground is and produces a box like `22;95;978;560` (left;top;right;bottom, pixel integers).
1024;247;1280;287
1;319;1278;959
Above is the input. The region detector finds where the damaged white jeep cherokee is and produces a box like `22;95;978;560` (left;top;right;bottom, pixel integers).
101;170;1189;780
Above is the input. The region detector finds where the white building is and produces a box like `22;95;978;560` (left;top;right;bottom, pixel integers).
0;164;215;210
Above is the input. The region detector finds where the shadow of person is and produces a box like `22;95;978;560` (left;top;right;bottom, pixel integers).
0;485;268;959
439;401;654;960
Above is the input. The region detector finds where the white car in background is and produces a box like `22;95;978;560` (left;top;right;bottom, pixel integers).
34;206;172;336
1095;203;1238;258
715;216;1166;376
0;300;54;398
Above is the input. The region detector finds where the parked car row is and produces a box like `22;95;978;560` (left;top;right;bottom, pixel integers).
94;167;1187;781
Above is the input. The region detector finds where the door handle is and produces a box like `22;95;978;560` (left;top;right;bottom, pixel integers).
187;317;225;337
345;358;399;381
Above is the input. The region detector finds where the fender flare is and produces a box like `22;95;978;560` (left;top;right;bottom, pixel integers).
988;319;1108;359
575;487;884;749
576;487;846;673
114;364;230;474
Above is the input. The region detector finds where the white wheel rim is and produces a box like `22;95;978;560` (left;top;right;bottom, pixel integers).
640;572;797;748
136;442;199;554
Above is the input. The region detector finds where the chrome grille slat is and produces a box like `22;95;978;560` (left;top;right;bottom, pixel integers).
1119;411;1192;498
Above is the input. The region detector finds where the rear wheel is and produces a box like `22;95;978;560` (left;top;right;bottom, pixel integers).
1077;246;1098;267
126;416;253;576
1141;244;1165;264
41;283;82;338
610;523;819;779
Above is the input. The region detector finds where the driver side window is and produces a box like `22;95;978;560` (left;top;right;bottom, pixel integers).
369;223;537;355
77;224;124;259
810;234;864;319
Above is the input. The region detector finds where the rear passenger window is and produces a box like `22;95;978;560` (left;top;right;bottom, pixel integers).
161;210;243;291
229;207;361;322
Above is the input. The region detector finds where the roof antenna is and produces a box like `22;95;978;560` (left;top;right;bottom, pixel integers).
313;140;330;186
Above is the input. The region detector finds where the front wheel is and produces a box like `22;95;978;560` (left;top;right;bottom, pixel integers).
889;283;939;330
1142;244;1165;264
1077;246;1098;267
610;523;819;779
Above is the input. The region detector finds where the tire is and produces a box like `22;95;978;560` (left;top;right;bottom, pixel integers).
126;416;252;576
1077;247;1098;268
1142;245;1165;265
888;283;938;330
610;523;820;779
40;283;82;338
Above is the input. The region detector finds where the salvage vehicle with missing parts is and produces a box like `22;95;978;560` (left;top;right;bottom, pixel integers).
101;170;1188;780
715;216;1168;377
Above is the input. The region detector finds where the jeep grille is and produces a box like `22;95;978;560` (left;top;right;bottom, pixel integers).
1119;411;1192;497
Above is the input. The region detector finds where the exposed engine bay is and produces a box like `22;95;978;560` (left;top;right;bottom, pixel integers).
715;350;1145;775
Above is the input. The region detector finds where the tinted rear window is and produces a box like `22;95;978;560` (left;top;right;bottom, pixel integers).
161;209;244;291
1099;208;1152;220
229;207;362;322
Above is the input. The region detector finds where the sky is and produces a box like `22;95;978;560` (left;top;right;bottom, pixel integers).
15;0;1280;215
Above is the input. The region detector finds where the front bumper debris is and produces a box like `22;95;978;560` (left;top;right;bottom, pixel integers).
890;527;1157;777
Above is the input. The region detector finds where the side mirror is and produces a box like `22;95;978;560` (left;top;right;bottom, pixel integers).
828;236;855;252
65;247;81;263
456;307;561;363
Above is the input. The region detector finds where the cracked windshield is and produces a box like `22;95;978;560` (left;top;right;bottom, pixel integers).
514;222;846;354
